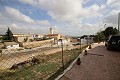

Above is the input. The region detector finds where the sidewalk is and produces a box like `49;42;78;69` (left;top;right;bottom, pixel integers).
59;43;120;80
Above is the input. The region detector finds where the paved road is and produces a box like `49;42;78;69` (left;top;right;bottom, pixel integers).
59;43;120;80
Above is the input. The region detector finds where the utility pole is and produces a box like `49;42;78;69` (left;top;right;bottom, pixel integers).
87;36;89;46
59;39;64;71
104;24;106;40
118;13;120;35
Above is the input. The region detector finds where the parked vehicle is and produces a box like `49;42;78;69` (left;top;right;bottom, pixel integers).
106;35;120;50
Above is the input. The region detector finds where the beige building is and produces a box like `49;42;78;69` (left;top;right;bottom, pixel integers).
13;34;34;42
46;34;62;40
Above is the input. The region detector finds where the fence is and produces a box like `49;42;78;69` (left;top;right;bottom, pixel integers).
0;39;88;80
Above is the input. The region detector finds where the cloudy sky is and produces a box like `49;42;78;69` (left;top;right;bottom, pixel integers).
0;0;120;36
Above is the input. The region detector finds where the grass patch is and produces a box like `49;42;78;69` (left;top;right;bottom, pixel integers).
0;45;87;80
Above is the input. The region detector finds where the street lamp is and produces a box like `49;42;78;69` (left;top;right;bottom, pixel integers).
59;39;64;71
104;24;106;40
104;24;106;29
118;13;120;35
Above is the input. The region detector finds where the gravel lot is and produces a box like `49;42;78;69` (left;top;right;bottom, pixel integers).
59;43;120;80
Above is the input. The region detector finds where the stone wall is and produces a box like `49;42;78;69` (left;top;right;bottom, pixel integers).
19;39;54;48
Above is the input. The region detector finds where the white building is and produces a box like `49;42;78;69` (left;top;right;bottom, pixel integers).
81;35;94;44
4;42;19;50
57;39;71;46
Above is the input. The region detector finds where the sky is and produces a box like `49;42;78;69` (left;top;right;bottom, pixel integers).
0;0;120;36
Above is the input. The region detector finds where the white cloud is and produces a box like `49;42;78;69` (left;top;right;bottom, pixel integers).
56;22;103;36
104;9;120;25
19;0;103;22
106;0;120;9
4;6;34;23
0;23;50;34
11;23;22;29
19;0;110;35
0;6;50;26
1;0;119;36
0;6;51;34
90;4;100;11
103;0;120;26
44;0;83;22
36;20;50;26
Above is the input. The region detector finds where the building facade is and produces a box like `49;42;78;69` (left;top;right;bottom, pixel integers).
4;42;19;50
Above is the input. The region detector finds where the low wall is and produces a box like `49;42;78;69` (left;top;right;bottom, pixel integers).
19;39;54;48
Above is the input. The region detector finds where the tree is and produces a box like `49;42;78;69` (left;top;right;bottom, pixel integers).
103;27;118;39
3;27;13;41
94;27;118;42
94;31;105;42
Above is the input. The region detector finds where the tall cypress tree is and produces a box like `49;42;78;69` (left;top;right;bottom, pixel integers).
4;27;13;41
